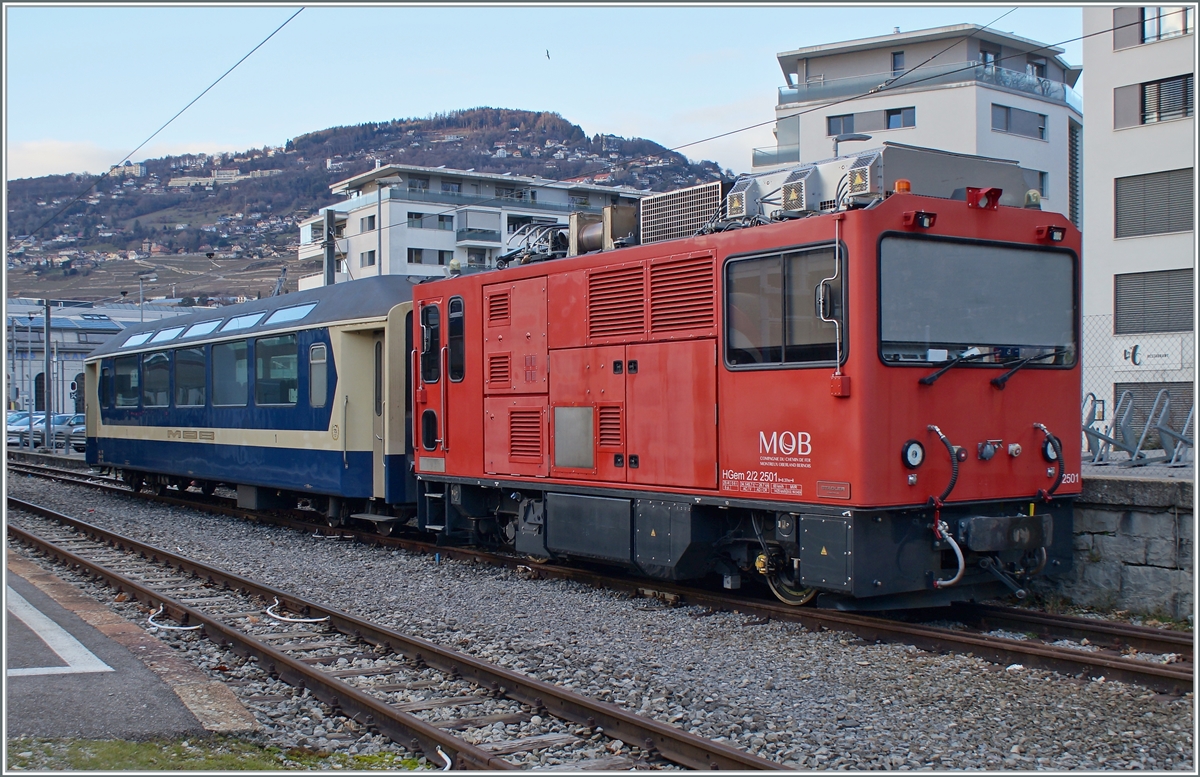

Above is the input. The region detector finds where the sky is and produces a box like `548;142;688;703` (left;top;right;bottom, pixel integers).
5;3;1085;181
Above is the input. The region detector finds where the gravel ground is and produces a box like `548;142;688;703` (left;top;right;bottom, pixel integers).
6;476;1195;770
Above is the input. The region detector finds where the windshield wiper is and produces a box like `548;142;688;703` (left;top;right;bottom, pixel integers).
990;348;1072;389
919;347;991;385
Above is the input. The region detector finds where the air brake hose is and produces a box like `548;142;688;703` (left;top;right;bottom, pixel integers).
1033;422;1064;501
925;424;965;588
926;425;958;504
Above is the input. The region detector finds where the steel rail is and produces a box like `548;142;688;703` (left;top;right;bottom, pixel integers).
12;461;1192;693
945;603;1193;656
6;497;786;771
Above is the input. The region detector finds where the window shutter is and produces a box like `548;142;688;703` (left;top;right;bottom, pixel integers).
1113;84;1141;128
1114;268;1194;334
1112;7;1142;49
1115;168;1194;238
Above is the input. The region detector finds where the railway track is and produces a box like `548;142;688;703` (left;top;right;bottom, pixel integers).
10;456;1193;694
6;496;783;771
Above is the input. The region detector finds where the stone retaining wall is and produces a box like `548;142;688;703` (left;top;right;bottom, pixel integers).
1054;477;1193;621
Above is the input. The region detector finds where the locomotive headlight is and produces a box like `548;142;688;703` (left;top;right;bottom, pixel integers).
1041;437;1059;462
902;440;925;469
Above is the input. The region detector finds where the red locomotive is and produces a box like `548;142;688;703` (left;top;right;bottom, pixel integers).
411;144;1080;608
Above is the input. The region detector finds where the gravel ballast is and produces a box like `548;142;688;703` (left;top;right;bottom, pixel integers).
6;476;1194;770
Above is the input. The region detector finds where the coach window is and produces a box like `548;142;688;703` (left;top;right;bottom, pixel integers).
142;352;170;407
100;360;114;407
212;340;248;406
256;335;298;406
114;355;140;407
420;304;441;382
448;297;465;381
175;347;206;406
309;344;327;408
725;245;842;367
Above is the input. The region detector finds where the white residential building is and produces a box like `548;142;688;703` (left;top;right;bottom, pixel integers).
755;24;1083;224
1081;6;1194;430
296;165;645;289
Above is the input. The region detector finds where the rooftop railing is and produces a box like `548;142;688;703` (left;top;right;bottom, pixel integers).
332;187;608;215
779;61;1082;114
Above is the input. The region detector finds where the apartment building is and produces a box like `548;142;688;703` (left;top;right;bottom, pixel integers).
296;165;645;289
1081;6;1195;429
755;24;1083;224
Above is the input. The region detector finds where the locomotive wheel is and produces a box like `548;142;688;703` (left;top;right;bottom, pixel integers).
200;481;217;497
155;481;170;497
766;571;817;606
376;521;396;536
123;472;144;492
525;555;551;565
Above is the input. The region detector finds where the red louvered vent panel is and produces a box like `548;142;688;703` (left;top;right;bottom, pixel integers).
597;406;623;449
588;266;645;338
488;353;511;386
487;291;511;324
509;409;542;459
650;256;715;332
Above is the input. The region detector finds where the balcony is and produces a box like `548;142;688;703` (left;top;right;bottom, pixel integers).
342;186;608;215
456;228;501;245
752;145;802;168
779;61;1082;114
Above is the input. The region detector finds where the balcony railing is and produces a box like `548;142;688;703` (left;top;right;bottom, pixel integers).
456;228;501;244
779;61;1082;114
752;145;802;168
336;186;609;215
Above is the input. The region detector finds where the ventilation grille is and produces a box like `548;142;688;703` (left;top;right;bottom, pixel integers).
509;409;542;459
588;266;645;338
488;353;511;386
639;181;724;245
487;291;511;323
847;154;875;194
781;181;805;211
598;406;622;449
650;256;714;332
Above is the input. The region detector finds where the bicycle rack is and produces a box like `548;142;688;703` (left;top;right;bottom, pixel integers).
1156;402;1194;468
1084;390;1143;465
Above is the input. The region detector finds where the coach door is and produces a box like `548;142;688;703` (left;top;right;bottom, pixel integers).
373;332;385;498
414;299;446;473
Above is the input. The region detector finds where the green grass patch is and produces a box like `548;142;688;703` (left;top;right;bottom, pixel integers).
6;736;426;771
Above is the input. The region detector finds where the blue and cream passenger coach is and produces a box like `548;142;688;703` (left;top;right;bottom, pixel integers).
84;276;418;524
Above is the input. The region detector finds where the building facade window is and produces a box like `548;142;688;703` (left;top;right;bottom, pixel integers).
891;51;904;76
438;214;454;231
1142;74;1194;123
1143;6;1194;42
407;175;429;192
827;114;854;136
1114;167;1194;238
441;180;461;193
408;247;424;264
438;250;454;266
1033;171;1049;198
360;215;375;232
980;45;1000;68
360;250;376;267
1114;268;1194;333
1026;57;1047;78
885;107;916;129
991;104;1047;139
408;212;426;228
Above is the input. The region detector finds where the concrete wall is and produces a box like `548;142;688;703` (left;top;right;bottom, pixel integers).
1054;476;1194;620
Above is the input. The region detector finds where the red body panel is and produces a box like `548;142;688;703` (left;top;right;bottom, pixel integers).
413;193;1082;511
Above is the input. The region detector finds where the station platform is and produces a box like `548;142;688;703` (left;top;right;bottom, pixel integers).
5;550;257;739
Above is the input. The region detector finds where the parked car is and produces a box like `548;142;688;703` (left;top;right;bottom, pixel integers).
7;412;44;446
70;424;87;454
15;413;84;449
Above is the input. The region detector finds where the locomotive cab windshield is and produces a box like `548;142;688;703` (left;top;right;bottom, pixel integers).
879;235;1076;368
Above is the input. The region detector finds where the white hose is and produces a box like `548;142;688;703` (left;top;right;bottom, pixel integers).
147;604;202;631
932;520;965;589
437;746;453;770
265;597;330;623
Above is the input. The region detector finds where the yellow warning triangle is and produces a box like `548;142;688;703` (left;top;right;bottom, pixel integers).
820;546;828;556
650;529;657;537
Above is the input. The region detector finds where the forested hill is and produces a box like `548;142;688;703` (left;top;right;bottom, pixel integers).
6;108;731;259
